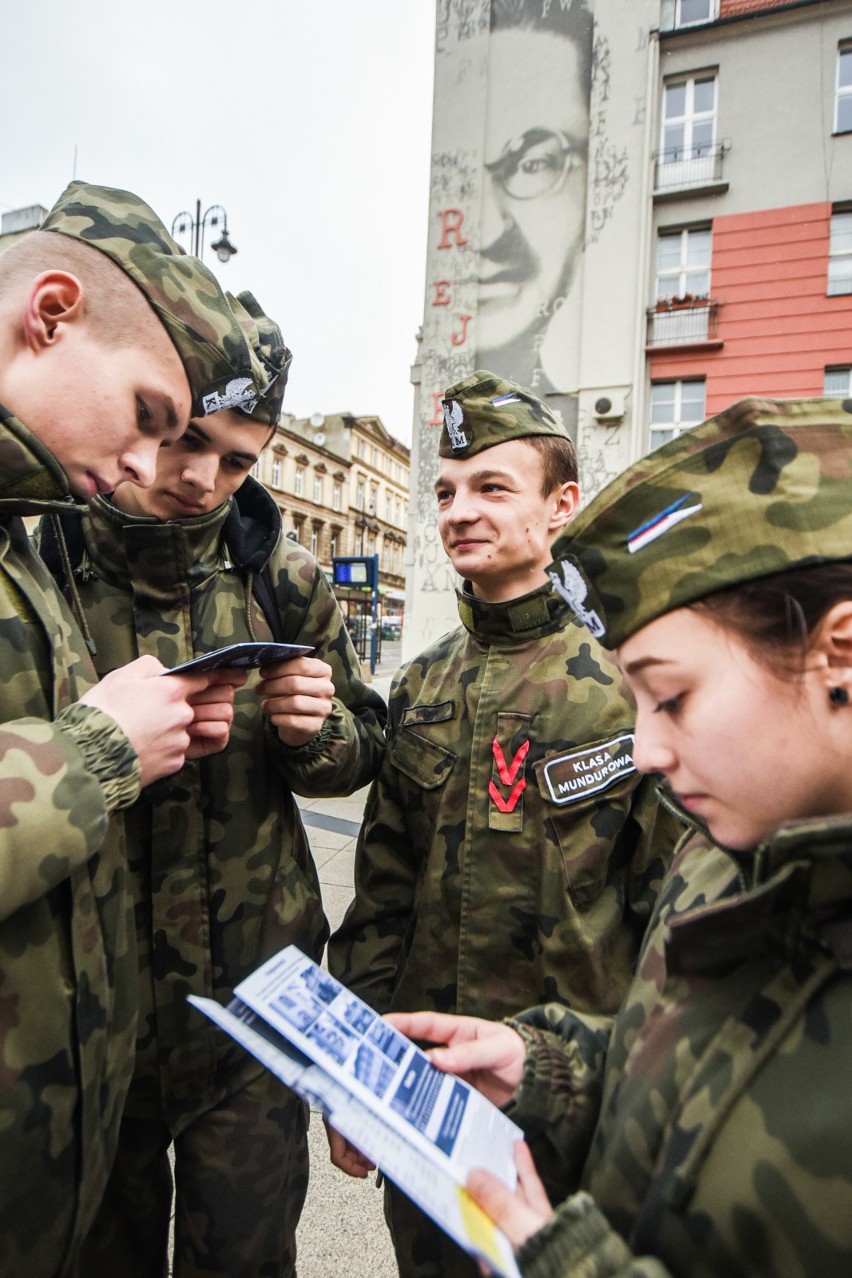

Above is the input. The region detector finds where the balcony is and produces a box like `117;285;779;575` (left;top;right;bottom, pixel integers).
646;296;721;348
653;141;729;200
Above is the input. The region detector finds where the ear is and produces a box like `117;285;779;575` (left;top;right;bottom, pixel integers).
22;271;85;351
548;480;580;534
809;601;852;693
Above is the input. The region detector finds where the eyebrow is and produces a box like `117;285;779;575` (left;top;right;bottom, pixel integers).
434;467;514;493
185;420;260;464
621;655;675;677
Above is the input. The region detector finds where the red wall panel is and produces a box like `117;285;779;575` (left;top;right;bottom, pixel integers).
649;202;852;415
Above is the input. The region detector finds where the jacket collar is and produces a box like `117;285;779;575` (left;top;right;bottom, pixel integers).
456;579;577;645
0;403;81;514
82;475;282;591
665;812;852;974
84;493;231;594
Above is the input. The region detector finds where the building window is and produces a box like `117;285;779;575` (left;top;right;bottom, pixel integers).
651;227;712;342
294;466;305;497
649;380;706;452
310;525;319;557
674;0;717;26
356;478;366;510
828;210;852;295
330;531;340;559
313;474;323;504
271;459;282;488
658;75;717;189
825;366;852;395
332;481;342;512
837;46;852;133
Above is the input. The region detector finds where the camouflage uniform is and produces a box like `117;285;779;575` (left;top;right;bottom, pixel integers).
0;184;265;1278
329;371;677;1278
502;396;852;1276
56;475;386;1277
508;810;852;1278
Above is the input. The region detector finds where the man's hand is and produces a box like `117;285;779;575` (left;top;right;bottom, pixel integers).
467;1141;552;1253
324;1118;376;1178
384;1012;525;1108
256;655;335;747
79;656;243;785
184;669;246;760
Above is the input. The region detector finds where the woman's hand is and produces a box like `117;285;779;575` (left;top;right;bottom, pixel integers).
385;1011;525;1108
468;1141;553;1253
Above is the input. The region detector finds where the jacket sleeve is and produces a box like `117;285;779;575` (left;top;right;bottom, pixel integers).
326;668;416;1010
0;703;140;920
504;1005;612;1200
517;1192;672;1278
505;1009;674;1276
264;548;387;797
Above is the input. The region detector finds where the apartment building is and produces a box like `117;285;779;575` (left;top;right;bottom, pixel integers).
256;410;410;616
405;0;852;655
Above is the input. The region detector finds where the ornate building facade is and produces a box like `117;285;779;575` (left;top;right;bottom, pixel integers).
254;411;410;619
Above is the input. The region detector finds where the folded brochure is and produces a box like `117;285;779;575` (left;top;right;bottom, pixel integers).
189;946;522;1277
164;641;313;674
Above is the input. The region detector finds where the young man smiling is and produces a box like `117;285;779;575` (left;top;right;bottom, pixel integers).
328;370;677;1278
0;181;264;1278
42;292;387;1277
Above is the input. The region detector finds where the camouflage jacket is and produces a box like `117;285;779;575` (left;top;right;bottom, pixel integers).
328;582;677;1020
507;812;852;1278
48;476;386;1131
0;407;140;1278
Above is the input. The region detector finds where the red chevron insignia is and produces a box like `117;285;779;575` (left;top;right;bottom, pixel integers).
491;737;530;785
488;777;527;812
489;738;529;813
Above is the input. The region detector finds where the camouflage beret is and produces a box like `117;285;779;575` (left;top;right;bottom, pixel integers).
547;396;852;649
40;181;269;420
227;291;292;428
439;369;570;458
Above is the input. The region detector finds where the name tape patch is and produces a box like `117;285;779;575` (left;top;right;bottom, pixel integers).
542;734;636;806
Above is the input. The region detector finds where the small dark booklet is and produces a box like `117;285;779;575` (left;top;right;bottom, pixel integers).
164;642;314;675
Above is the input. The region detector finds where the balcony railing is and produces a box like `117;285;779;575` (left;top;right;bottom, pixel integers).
654;141;729;194
646;296;720;346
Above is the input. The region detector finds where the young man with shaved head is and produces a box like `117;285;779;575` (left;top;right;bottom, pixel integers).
0;181;265;1278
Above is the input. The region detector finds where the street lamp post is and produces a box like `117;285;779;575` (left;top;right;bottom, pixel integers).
170;199;237;263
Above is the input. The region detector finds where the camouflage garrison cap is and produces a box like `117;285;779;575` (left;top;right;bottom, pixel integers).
547;396;852;648
439;369;570;458
40;181;269;420
227;291;292;428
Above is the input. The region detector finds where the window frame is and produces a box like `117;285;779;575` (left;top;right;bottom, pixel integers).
828;208;852;296
674;0;718;28
648;378;706;452
836;44;852;134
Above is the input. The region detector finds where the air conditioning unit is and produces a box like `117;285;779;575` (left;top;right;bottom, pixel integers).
593;391;628;423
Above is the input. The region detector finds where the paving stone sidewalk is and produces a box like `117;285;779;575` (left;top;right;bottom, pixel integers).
295;665;397;1277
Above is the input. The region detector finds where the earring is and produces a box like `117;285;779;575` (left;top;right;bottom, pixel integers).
829;686;849;706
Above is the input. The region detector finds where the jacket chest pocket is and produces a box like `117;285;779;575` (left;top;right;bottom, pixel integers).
392;701;457;789
532;732;638;906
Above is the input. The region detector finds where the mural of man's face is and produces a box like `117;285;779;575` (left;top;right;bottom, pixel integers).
477;27;590;355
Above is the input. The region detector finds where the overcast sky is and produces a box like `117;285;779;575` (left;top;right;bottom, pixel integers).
1;0;436;445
